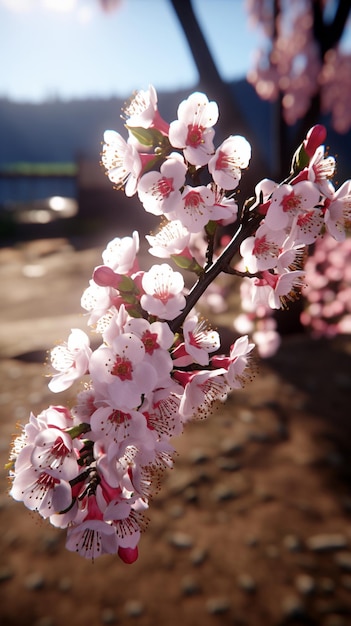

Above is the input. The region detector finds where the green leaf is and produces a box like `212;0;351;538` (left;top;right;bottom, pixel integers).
171;254;203;275
126;126;166;148
126;126;155;147
205;220;217;236
291;143;310;174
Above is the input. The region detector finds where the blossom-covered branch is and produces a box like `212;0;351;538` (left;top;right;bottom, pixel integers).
7;85;350;563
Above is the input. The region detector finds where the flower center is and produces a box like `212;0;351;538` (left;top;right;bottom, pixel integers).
184;191;204;214
51;437;70;458
282;191;301;213
186;124;204;147
253;235;272;257
111;357;133;381
152;176;174;200
108;410;131;425
142;330;160;355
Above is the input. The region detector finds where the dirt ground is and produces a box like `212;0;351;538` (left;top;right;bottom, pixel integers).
1;237;351;626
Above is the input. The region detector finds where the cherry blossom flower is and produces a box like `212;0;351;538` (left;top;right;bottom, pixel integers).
240;223;286;272
324;180;351;241
141;264;186;320
10;466;72;518
252;269;306;310
137;153;187;216
102;231;139;275
89;333;157;409
124;318;175;384
212;335;255;389
264;181;320;231
145;220;190;258
168;92;218;166
174;369;228;421
208;135;251;190
123;84;169;135
48;329;92;393
90;406;148;446
212;185;239;226
101;130;142;197
289;209;324;245
30;427;79;480
65;495;118;560
172;315;220;366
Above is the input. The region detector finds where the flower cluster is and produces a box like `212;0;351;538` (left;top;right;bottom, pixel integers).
7;86;349;562
301;233;351;337
246;0;351;132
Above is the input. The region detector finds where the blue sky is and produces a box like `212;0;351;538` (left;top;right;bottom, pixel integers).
0;0;261;102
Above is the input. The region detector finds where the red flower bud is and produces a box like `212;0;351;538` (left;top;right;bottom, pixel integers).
93;265;122;289
304;125;327;157
118;546;139;564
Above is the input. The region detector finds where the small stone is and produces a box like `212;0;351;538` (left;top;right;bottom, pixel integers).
124;600;144;617
168;532;194;549
212;483;236;502
283;534;301;552
254;487;274;502
180;575;201;596
216;457;241;472
245;536;259;548
189;448;210;464
295;574;315;595
24;572;45;591
168;504;185;519
237;574;256;593
238;409;255;423
206;597;231;615
220;440;243;456
101;608;117;624
281;594;306;619
249;430;271;443
190;547;208;566
183;487;198;503
334;551;351;571
306;534;348;552
0;567;14;582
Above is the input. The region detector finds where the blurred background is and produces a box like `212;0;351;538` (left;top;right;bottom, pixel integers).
1;2;351;625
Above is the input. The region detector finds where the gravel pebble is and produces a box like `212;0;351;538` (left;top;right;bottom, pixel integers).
168;531;194;549
190;547;208;566
189;448;210;464
237;573;256;593
180;575;201;596
124;600;144;617
101;608;117;624
334;551;351;571
216;457;241;472
212;483;237;502
24;572;45;591
206;597;231;614
295;573;316;595
0;567;14;582
306;534;348;552
283;534;301;552
281;594;306;619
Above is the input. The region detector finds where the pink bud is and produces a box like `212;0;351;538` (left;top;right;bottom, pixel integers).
304;125;327;157
118;546;139;564
93;265;122;289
